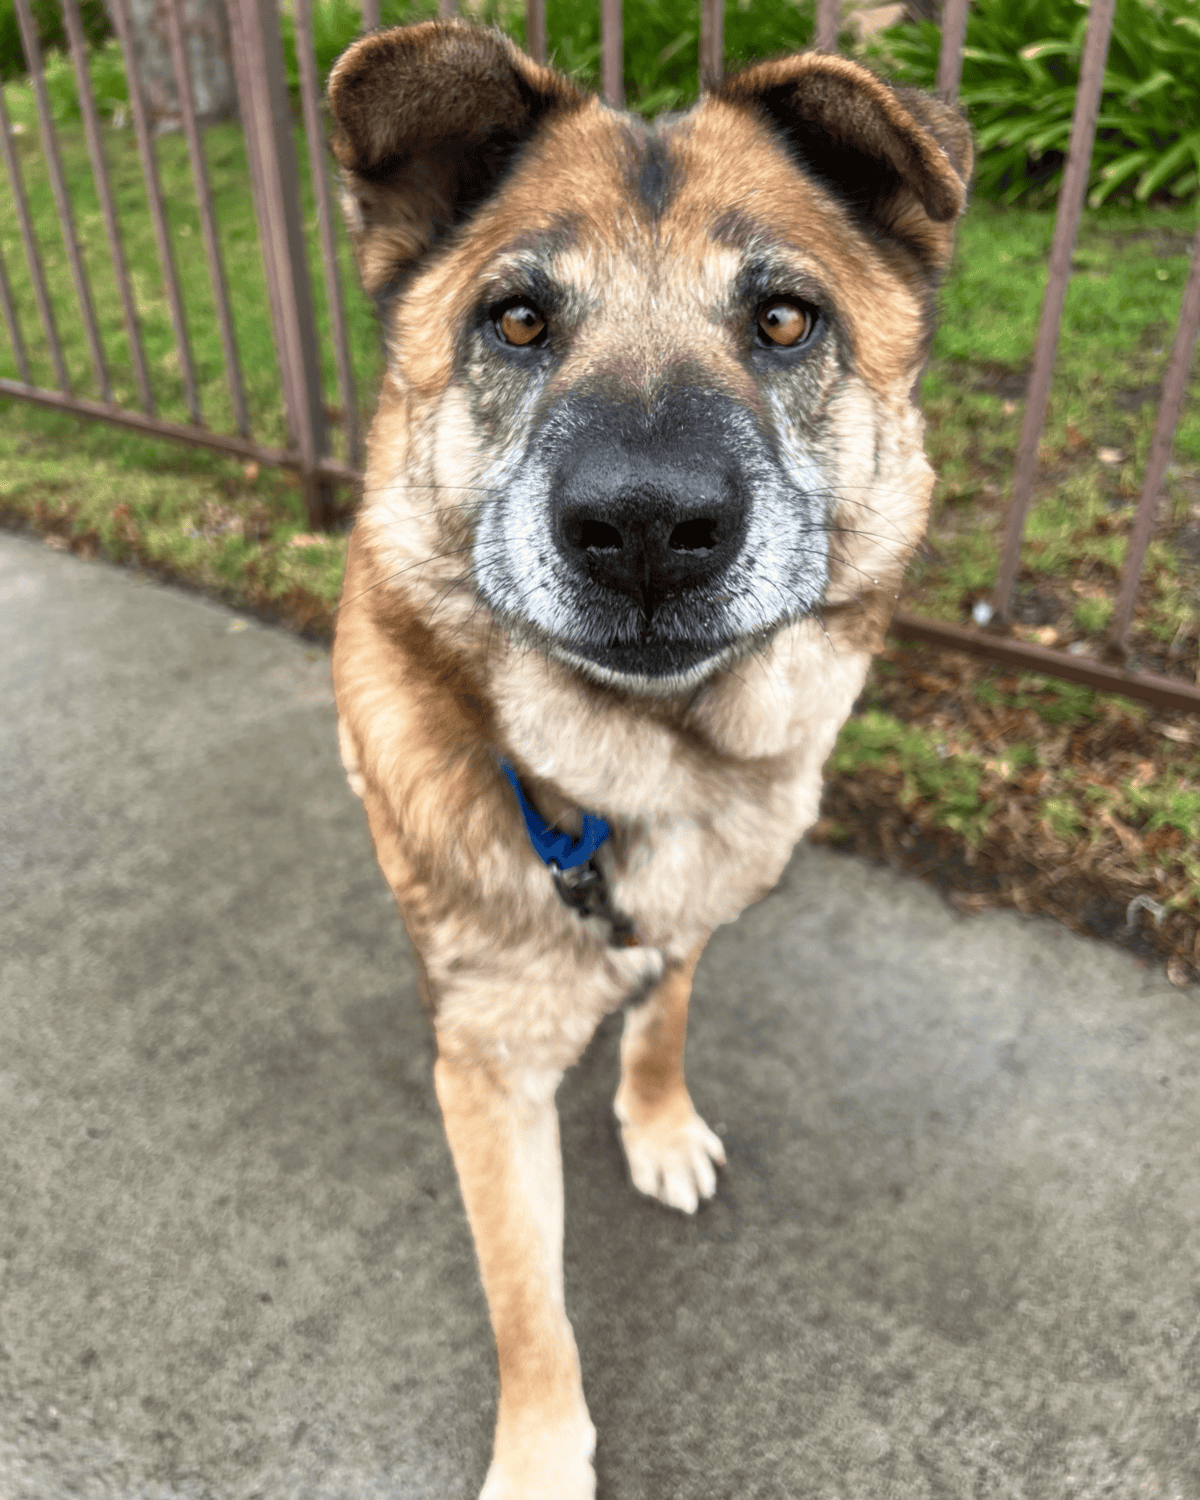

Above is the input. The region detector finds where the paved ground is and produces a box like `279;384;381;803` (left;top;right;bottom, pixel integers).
2;530;1198;1500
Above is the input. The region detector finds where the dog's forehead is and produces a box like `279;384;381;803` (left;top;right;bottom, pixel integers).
475;100;924;386
396;95;927;398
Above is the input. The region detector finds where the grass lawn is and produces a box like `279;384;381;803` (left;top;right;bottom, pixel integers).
2;89;1198;981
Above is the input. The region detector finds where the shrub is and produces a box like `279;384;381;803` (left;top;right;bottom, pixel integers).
278;0;820;115
541;0;817;115
871;0;1200;206
0;0;110;82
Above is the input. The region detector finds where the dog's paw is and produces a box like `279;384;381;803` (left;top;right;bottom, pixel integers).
615;1092;726;1215
480;1412;596;1500
479;1459;594;1500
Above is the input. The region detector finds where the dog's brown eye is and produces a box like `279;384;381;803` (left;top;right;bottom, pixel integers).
757;301;813;348
498;304;546;347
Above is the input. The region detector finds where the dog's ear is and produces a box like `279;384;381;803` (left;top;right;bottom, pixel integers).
715;53;972;272
327;21;585;298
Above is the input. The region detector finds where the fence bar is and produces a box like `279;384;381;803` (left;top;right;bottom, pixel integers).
525;0;546;64
359;0;379;26
935;0;969;105
12;0;110;399
294;0;362;469
601;0;623;107
0;83;68;390
1110;227;1200;645
230;0;333;528
891;611;1200;715
0;375;357;484
814;0;838;52
61;0;155;413
108;0;203;424
700;0;724;90
226;0;291;435
163;0;251;435
991;0;1117;620
0;242;31;383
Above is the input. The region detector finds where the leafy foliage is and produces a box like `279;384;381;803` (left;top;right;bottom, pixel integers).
538;0;818;115
0;0;110;82
15;0;822;128
278;0;819;116
872;0;1200;205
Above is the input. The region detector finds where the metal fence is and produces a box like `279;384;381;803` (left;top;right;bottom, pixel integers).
0;0;1198;711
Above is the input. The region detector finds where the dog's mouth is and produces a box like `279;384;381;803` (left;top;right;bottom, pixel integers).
501;587;789;693
553;592;743;686
560;631;738;689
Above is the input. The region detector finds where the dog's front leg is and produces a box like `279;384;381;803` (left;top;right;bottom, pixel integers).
614;946;726;1215
434;1053;595;1500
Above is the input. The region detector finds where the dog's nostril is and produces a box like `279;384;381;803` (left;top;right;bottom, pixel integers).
578;519;623;553
669;517;719;553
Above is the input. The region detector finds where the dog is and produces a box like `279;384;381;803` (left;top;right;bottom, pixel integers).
327;21;970;1497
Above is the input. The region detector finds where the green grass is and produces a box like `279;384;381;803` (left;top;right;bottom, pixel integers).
828;667;1200;922
912;200;1200;669
0;86;381;449
827;710;996;844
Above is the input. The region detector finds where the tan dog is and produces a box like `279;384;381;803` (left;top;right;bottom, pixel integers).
327;22;970;1497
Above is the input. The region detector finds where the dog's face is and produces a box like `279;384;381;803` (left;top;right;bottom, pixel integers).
330;24;971;694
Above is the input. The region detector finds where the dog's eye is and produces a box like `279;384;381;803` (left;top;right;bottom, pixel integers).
496;302;547;348
756;300;816;349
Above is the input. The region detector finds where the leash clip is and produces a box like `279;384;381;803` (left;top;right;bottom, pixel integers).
550;858;640;948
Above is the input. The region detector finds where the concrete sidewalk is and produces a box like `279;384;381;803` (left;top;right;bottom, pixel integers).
1;530;1197;1500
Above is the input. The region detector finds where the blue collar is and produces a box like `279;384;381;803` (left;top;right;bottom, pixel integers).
498;759;611;871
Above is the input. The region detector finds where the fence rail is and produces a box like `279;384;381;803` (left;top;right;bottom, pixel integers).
0;0;1198;710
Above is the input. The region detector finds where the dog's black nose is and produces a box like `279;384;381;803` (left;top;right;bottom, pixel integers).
551;400;747;622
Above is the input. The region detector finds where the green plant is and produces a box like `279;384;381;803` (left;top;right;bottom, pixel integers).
1042;794;1084;840
33;38;127;123
1073;596;1114;633
828;710;996;843
539;0;819;115
274;0;818;114
0;0;110;82
872;0;1200;205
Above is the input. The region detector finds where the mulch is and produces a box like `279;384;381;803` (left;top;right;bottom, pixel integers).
810;640;1200;988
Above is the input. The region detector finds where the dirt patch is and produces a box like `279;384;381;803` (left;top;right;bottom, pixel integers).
811;641;1200;987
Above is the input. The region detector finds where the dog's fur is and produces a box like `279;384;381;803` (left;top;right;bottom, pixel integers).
327;23;970;1497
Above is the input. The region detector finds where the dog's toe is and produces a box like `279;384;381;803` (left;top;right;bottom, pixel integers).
480;1409;596;1500
618;1099;726;1214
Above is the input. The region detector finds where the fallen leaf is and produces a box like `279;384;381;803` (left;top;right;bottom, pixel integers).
1098;447;1123;465
1099;810;1143;858
1002;400;1016;415
289;533;323;548
1160;724;1194;744
227;618;248;633
243;461;259;482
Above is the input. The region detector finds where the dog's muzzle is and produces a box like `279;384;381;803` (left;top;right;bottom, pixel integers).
543;388;757;680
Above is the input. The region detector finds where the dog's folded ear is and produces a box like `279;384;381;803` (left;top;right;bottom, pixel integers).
327;21;584;298
715;54;972;272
